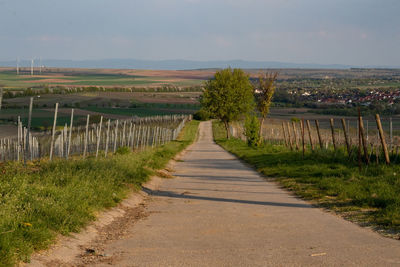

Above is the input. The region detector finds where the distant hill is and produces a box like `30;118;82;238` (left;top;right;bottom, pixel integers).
0;58;398;70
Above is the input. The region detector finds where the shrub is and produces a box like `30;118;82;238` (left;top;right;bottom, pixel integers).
193;109;211;121
244;115;261;147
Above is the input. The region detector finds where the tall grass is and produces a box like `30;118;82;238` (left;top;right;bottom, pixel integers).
213;121;400;234
0;120;199;266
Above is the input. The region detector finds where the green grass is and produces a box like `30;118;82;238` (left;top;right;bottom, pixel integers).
0;108;84;129
213;121;400;234
19;116;85;129
0;120;199;266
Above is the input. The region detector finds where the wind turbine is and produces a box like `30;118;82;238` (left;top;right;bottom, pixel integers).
39;57;42;74
31;58;34;76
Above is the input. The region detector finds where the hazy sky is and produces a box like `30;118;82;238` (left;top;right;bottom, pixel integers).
0;0;399;66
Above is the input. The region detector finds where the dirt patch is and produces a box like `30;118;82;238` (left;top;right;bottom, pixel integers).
77;203;149;266
27;176;164;267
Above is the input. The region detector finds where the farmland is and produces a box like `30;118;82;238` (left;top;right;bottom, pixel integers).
0;68;208;89
1;67;400;265
1;67;400;139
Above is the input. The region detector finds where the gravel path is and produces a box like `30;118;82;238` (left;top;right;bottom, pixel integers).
93;121;400;266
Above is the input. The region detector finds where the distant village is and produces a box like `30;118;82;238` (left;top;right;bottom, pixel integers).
296;89;400;106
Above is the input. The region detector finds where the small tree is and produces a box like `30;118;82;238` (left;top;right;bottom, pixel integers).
201;68;254;138
255;72;278;138
244;114;261;147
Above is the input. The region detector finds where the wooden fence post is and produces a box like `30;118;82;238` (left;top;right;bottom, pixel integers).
306;120;314;151
341;118;351;157
122;121;126;147
136;125;141;150
287;122;293;150
127;122;132;148
113;120;119;153
83;114;90;158
96;116;103;158
315;120;323;149
281;122;288;147
329;118;336;151
62;124;67;158
49;103;59;161
358;108;369;164
67;109;74;159
24;97;33;165
375;114;390;165
292;121;299;151
131;123;137;151
105;119;111;157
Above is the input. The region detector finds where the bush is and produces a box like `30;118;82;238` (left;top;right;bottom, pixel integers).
193;109;211;121
244;115;261;147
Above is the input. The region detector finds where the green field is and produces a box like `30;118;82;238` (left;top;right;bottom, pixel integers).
0;108;84;130
0;102;200;132
0;71;203;90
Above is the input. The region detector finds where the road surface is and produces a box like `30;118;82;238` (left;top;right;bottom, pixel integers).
91;121;400;266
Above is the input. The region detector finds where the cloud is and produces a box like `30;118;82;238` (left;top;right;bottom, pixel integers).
0;0;399;65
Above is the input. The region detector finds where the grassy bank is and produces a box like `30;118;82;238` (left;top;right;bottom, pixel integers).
213;121;400;236
0;120;199;266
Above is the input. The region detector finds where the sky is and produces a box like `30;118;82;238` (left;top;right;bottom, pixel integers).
0;0;399;66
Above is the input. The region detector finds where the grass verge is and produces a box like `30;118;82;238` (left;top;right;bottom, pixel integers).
213;121;400;238
0;120;199;266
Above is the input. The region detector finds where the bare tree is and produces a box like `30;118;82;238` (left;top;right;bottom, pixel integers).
255;72;278;138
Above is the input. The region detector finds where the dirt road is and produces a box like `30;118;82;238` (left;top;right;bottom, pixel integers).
84;121;400;266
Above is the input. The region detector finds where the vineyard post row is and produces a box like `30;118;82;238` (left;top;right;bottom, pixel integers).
0;97;192;163
230;112;397;166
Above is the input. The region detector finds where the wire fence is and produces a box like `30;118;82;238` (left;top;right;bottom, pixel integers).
0;101;191;162
230;113;400;165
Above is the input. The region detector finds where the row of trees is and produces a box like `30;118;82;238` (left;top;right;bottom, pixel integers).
201;68;277;145
1;85;203;100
